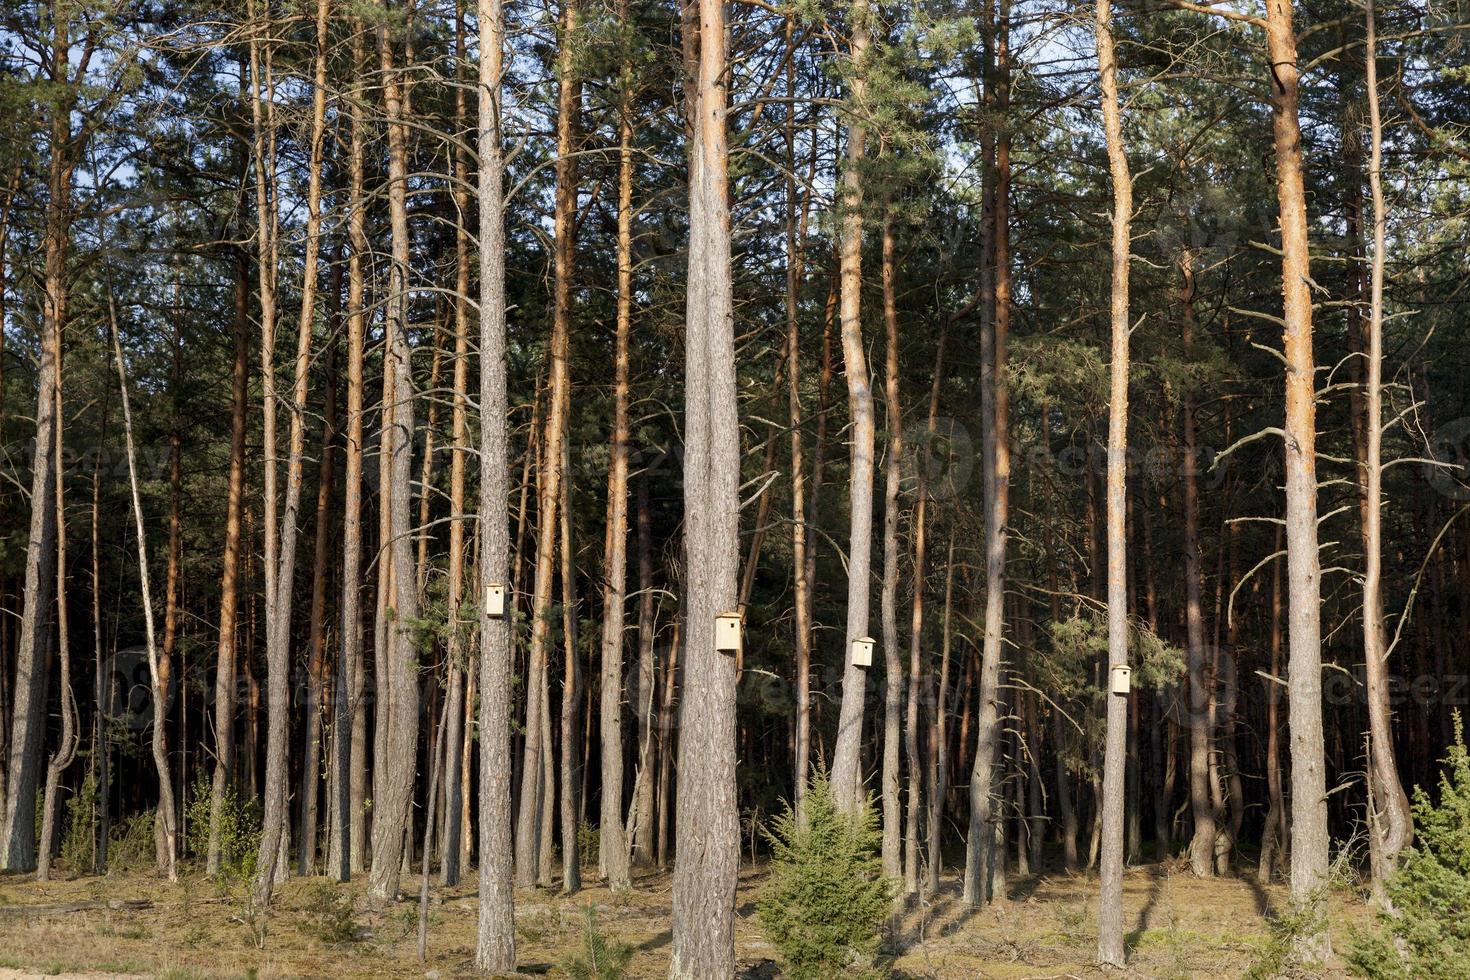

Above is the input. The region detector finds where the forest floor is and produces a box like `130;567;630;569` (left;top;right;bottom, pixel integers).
0;858;1371;978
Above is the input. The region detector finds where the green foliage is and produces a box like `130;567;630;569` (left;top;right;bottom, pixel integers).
183;770;261;881
578;821;601;871
1045;612;1184;698
756;770;894;980
561;904;634;980
1243;897;1328;980
1348;714;1470;979
107;809;156;875
302;882;360;946
60;771;99;874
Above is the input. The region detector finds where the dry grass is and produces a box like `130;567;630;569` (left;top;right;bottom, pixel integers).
0;859;1370;978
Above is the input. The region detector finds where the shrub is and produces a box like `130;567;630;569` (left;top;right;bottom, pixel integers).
578;821;601;871
757;770;894;980
303;882;359;946
108;809;156;874
561;904;634;980
183;770;261;880
1348;714;1470;979
61;771;99;874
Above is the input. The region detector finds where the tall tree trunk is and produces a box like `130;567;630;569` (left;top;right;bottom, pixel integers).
829;0;876;811
37;331;78;881
330;24;370;879
964;0;1010;904
209;243;251;877
1265;0;1330;939
655;617;680;871
1179;250;1217;879
1094;0;1133;959
879;214;905;885
475;0;516;960
299;334;339;875
559;444;582;894
629;476;658;866
670;0;741;968
1361;0;1411;896
438;0;473;889
1259;525;1290;882
157;280;184;871
911;321;948;894
107;286;179;881
88;384;111;872
782;10;815;820
599;9;636;885
0;14;69;869
926;531;956;890
254;0;330;904
368;2;423;902
516;0;580;886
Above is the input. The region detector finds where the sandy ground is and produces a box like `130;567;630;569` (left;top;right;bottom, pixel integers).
0;859;1370;978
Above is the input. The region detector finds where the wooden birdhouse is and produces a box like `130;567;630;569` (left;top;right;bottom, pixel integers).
485;583;507;619
715;611;742;656
1110;663;1132;695
851;636;875;669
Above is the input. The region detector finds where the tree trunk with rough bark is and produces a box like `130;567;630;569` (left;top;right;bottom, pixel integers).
1360;0;1411;897
368;3;422;902
599;13;636;886
254;0;330;904
475;0;516;961
829;0;875;812
1265;0;1330;943
964;0;1010;904
1094;0;1132;959
879;214;904;885
438;0;472;889
37;334;78;882
629;477;658;867
1179;250;1217;880
329;25;370;880
516;0;579;887
670;0;741;968
1;18;70;869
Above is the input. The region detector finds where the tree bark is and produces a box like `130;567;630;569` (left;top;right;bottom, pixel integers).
879;214;905;885
963;0;1010;904
670;0;741;968
329;23;370;880
927;531;956;890
0;13;69;870
209;240;251;877
1259;526;1290;883
629;476;658;867
560;443;582;894
254;0;330;904
1180;250;1217;879
598;8;636;885
299;330;338;875
1265;0;1330;937
438;0;473;889
38;325;78;881
782;9;815;821
516;0;580;887
156;278;183;872
1094;0;1133;959
475;0;516;961
107;285;179;882
1361;0;1412;896
368;2;423;902
829;0;876;812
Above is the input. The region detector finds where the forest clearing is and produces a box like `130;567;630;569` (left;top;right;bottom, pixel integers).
0;863;1371;978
